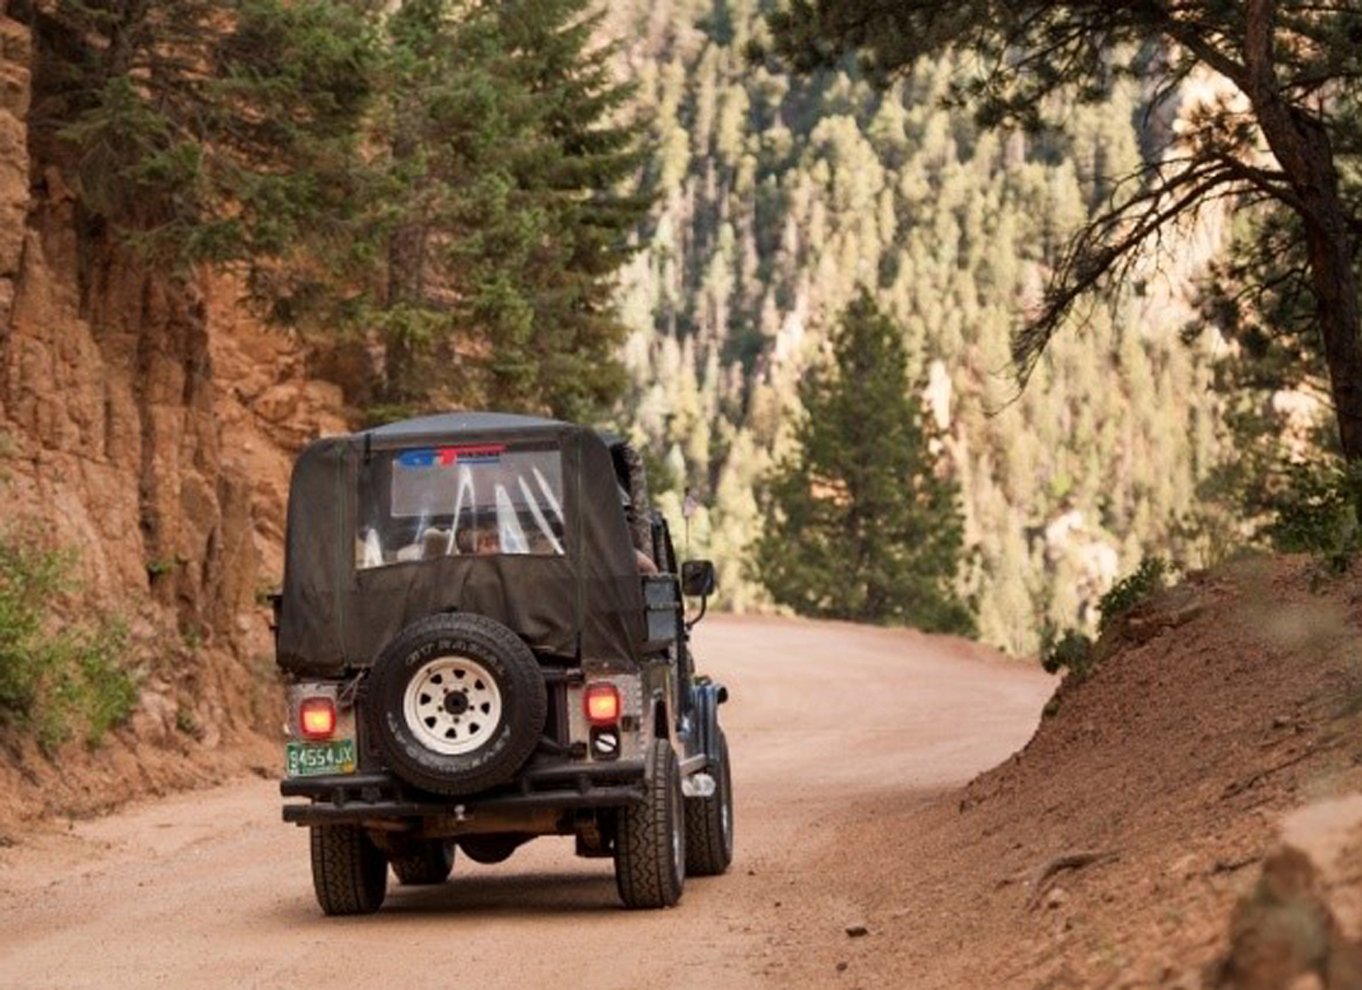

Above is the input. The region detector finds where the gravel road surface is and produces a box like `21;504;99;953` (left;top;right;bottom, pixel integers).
0;615;1052;989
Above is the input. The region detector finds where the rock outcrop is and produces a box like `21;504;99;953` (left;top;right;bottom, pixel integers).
0;3;348;820
1209;798;1362;990
0;8;28;330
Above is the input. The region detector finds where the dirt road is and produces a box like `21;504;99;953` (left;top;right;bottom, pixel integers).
0;616;1052;989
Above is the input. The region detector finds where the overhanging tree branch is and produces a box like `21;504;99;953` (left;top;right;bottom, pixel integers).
768;0;1362;460
1015;159;1247;382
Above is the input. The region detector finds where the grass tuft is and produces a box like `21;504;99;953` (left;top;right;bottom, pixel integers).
0;529;136;752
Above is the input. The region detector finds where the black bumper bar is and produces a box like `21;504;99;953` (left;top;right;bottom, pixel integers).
280;760;646;826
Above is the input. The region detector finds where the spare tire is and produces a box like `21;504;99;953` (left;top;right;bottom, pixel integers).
366;612;547;796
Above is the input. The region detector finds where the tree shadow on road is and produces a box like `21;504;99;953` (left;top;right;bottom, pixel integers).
385;869;621;916
268;867;625;922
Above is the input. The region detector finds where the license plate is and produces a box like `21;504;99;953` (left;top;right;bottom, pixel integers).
285;739;356;777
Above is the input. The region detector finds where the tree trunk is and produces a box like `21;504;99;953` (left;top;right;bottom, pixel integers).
1301;201;1362;462
1243;0;1362;461
381;101;426;408
383;220;425;406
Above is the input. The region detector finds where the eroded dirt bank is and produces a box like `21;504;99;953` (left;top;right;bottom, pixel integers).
811;556;1362;989
0;5;347;823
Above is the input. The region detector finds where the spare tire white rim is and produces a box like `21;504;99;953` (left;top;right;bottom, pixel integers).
403;655;503;756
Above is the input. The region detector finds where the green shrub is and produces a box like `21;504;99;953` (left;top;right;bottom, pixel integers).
1041;627;1095;678
146;556;178;578
1040;557;1168;682
1098;557;1168;635
175;706;201;738
0;531;136;751
1262;461;1362;573
0;537;68;714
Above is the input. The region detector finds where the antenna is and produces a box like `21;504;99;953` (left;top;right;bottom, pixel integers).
682;486;697;557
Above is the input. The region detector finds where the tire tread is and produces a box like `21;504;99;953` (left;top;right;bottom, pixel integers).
390;840;454;886
367;612;548;796
615;739;684;909
310;824;387;915
684;728;734;876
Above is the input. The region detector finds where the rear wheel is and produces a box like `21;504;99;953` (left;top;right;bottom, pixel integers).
310;825;387;915
390;840;455;886
614;738;685;909
684;727;734;876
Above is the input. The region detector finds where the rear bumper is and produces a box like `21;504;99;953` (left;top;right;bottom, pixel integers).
280;759;646;826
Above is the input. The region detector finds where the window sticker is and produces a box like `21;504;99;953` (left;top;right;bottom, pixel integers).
395;444;506;469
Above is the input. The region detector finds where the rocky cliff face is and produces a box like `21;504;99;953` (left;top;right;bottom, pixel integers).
0;5;347;819
0;11;27;334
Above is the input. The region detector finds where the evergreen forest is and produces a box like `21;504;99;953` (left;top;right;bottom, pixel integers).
606;0;1239;653
24;0;1356;656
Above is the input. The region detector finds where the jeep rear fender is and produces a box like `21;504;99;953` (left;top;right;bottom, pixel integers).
690;681;728;766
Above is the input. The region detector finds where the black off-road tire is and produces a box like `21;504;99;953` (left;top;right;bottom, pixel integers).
390;840;455;886
310;825;387;915
684;727;734;876
366;613;547;797
614;738;685;909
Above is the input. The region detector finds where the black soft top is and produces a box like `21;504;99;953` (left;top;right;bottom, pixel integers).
367;410;564;438
276;412;648;675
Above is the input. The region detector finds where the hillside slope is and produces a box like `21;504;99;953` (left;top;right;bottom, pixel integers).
0;9;346;823
796;556;1362;988
605;0;1232;653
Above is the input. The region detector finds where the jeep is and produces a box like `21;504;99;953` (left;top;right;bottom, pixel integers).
274;412;733;913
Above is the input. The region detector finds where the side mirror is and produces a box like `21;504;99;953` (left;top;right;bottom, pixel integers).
681;560;716;598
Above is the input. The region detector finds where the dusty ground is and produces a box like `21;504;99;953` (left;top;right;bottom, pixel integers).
2;559;1359;990
0;614;1052;990
821;556;1362;989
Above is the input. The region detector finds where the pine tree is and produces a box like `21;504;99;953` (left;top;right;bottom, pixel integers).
35;0;377;267
490;0;654;420
362;0;651;421
753;291;974;632
43;0;652;425
600;0;1234;650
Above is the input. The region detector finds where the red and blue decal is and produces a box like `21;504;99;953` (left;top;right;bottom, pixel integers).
396;444;505;468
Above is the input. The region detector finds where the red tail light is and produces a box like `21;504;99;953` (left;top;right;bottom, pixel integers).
299;697;336;740
584;683;621;726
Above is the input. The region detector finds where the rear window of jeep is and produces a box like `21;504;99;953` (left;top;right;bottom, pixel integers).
356;442;566;569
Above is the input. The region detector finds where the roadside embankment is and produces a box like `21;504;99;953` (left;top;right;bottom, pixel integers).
796;555;1362;988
